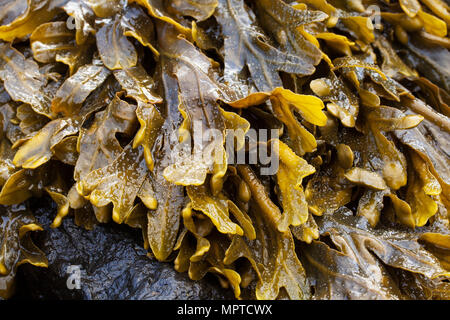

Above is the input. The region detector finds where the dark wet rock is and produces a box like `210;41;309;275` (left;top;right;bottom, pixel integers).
13;198;233;300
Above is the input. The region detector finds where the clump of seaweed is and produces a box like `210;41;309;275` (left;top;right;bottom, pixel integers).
0;0;449;300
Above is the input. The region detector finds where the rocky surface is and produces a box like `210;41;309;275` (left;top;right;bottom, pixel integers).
12;198;232;300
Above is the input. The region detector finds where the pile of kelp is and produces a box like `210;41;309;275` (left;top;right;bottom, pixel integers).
0;0;449;300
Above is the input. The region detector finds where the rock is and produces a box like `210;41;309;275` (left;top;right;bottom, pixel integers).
12;198;233;300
